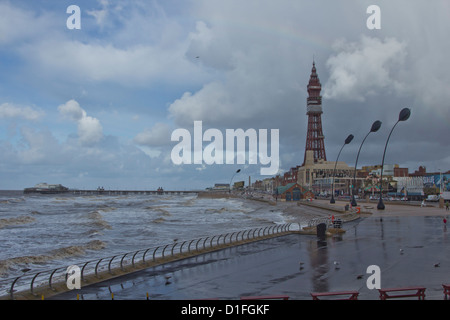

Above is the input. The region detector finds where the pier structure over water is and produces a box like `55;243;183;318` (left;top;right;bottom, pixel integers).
70;189;198;196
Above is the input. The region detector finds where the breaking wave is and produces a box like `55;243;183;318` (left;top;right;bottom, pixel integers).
0;240;106;276
204;207;229;214
86;210;112;230
148;206;172;217
152;217;166;224
0;215;35;229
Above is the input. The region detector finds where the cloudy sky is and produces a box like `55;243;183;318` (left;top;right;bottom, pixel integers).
0;0;449;190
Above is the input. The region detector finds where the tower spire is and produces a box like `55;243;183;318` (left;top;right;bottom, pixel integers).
303;61;327;165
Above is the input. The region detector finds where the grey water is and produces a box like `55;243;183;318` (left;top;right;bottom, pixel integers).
0;190;287;280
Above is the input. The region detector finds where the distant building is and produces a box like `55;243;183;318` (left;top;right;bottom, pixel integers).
233;181;245;190
298;150;353;196
394;176;424;200
213;183;229;190
303;61;327;165
276;183;314;201
295;62;354;195
24;183;69;194
409;166;426;177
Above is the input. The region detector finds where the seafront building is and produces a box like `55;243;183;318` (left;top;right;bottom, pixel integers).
249;62;449;201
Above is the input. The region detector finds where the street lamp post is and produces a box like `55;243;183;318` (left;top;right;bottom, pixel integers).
377;108;411;210
330;134;354;204
351;120;382;207
229;169;241;193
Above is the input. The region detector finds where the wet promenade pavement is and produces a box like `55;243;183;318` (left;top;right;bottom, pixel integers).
50;203;450;300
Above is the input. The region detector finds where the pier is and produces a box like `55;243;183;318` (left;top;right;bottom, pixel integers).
70;189;199;196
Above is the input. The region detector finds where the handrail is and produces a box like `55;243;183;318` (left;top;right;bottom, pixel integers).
2;223;296;300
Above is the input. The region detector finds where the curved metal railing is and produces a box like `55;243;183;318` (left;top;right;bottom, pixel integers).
1;223;296;300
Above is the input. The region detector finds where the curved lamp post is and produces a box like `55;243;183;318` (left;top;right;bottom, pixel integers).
229;169;241;193
330;134;354;204
377;108;411;210
351;120;382;207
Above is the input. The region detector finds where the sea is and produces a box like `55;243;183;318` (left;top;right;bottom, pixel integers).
0;190;291;285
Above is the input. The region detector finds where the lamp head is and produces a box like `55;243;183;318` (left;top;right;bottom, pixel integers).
345;134;354;144
399;108;411;122
370;120;382;133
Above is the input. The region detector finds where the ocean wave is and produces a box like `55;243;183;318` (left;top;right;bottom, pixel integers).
0;240;106;276
0;215;35;229
87;211;112;230
97;205;117;213
204;207;229;214
149;206;172;216
152;217;166;224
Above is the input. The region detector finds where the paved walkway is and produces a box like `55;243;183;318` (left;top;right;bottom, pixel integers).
50;203;450;300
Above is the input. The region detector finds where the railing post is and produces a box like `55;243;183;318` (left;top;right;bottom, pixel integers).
171;243;178;256
188;239;195;253
269;225;275;235
10;276;22;300
230;232;236;244
132;251;140;267
95;259;104;277
81;261;91;281
162;244;170;258
49;268;61;290
108;255;118;274
30;272;42;296
203;237;209;250
142;248;152;264
120;253;130;271
152;246;160;261
195;238;202;252
209;235;216;248
216;234;222;246
180;241;187;254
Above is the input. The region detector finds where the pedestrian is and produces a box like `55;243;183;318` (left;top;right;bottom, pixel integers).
421;200;425;207
446;202;449;211
444;217;447;225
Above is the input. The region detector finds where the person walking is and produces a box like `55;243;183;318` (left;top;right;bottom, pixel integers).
446;201;449;211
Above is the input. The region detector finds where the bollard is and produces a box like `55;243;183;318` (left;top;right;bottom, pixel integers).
317;223;327;239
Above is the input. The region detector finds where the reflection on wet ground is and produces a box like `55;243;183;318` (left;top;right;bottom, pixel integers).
51;215;450;300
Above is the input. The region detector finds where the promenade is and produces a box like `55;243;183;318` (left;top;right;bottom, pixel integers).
49;201;449;300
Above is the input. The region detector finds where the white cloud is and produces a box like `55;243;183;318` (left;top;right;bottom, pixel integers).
58;100;85;121
58;100;103;145
0;103;44;121
323;36;407;102
86;0;110;28
134;122;172;147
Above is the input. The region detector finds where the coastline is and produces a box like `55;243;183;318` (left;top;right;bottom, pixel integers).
199;191;449;227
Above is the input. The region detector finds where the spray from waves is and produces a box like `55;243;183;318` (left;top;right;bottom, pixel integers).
0;240;106;276
0;215;35;229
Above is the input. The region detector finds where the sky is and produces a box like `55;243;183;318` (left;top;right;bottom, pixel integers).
0;0;449;190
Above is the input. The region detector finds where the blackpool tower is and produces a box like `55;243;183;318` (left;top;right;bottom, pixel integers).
303;61;327;165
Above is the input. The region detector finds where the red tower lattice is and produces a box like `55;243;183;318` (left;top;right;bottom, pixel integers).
303;61;327;165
